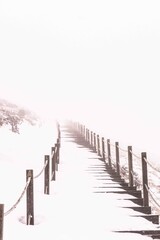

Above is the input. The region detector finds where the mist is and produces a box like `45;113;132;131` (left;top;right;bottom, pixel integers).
1;0;160;157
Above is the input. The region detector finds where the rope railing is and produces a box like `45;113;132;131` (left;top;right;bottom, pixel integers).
34;159;49;179
129;150;160;194
0;121;61;239
110;141;128;153
73;121;160;216
145;184;160;211
144;157;160;173
4;177;31;216
130;150;141;160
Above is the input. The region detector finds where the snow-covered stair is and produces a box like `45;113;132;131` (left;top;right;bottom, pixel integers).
50;123;160;240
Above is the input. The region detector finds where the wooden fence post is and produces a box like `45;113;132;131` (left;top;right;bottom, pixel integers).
93;133;96;152
57;122;61;139
51;147;56;181
26;170;34;225
84;128;86;141
97;135;101;156
141;152;149;207
56;138;60;164
102;137;105;161
128;146;133;187
88;129;91;144
0;204;4;240
115;142;120;175
85;128;88;142
107;139;111;167
54;143;58;171
87;129;89;143
83;125;85;137
90;131;93;147
44;155;50;195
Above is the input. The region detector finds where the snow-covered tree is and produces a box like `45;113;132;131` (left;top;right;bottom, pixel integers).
0;98;38;133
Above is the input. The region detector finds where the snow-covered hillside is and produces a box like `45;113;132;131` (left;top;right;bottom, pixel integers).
0;119;158;240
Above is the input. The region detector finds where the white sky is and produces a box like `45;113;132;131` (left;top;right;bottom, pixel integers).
1;0;160;155
0;120;159;239
0;0;160;116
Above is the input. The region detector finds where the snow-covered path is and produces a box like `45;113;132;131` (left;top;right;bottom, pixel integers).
45;124;159;239
2;121;160;239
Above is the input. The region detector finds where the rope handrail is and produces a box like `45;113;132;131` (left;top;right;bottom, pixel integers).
144;157;160;173
145;184;160;210
76;122;160;214
130;150;141;160
118;145;128;153
129;149;160;175
34;159;49;179
129;150;160;175
4;176;31;216
109;141;128;153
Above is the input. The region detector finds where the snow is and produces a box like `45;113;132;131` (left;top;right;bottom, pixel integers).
0;119;159;239
1;0;160;238
1;0;160;121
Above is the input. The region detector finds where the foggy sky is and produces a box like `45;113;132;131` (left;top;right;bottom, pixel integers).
0;0;160;121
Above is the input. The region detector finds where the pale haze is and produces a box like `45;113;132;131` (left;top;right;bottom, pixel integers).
1;1;160;156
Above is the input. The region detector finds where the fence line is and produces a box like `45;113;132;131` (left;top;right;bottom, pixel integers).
4;177;31;217
72;121;160;215
0;122;61;240
2;119;160;239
